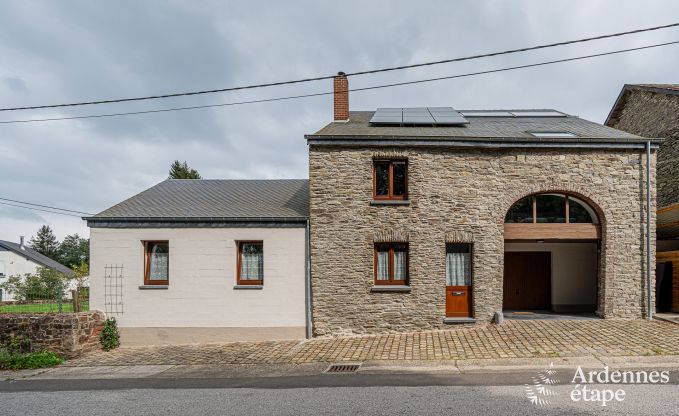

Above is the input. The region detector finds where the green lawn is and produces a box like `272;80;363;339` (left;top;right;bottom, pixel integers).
0;302;89;313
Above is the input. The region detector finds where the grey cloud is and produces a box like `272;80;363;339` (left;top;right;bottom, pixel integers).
1;0;678;240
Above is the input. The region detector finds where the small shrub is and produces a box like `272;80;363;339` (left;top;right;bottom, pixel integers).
0;349;63;370
100;318;120;351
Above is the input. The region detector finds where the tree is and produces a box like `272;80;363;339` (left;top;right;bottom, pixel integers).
71;262;89;289
57;234;89;268
0;268;68;301
29;225;59;260
168;160;201;179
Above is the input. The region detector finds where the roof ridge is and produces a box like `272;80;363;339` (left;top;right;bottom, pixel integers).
166;178;309;181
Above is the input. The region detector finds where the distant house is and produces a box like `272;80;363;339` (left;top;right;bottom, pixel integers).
606;84;679;313
0;237;75;301
85;179;309;345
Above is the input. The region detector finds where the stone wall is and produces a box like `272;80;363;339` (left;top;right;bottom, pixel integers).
0;311;105;358
309;146;656;336
608;89;679;208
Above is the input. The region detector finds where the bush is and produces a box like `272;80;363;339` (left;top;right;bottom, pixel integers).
0;268;68;301
0;349;63;370
100;318;120;351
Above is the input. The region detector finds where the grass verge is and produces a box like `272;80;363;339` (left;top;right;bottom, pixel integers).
0;349;64;370
0;302;89;313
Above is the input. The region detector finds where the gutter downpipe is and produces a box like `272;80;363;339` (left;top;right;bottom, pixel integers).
305;219;313;338
646;140;653;321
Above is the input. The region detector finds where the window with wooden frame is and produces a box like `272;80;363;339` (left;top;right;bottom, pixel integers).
237;241;264;285
144;241;169;285
504;193;597;224
373;159;407;200
374;242;409;285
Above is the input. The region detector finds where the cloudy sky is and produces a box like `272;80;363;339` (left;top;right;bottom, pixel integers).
0;0;678;243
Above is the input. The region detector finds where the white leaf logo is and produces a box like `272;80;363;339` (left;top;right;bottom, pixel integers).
525;362;559;406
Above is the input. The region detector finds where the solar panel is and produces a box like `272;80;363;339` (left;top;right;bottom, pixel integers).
370;107;468;126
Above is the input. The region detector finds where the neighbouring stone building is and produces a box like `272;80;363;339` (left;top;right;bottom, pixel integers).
606;84;679;313
306;74;658;336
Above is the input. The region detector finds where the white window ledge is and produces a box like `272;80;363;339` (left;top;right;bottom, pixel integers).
138;285;169;290
371;285;412;293
233;285;263;290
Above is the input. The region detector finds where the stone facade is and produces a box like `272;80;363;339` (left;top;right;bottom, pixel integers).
309;146;656;336
607;88;679;208
0;311;105;358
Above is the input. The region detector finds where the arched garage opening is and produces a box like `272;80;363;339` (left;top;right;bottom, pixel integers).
503;193;601;316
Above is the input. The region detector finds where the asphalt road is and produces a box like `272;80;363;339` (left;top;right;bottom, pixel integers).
2;372;679;415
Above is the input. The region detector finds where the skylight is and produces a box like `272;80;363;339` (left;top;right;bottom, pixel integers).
460;111;514;117
529;131;577;138
511;111;566;117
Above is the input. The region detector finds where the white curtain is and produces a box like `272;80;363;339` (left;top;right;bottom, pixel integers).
446;252;470;286
241;244;263;280
377;251;389;280
149;246;168;280
393;251;406;280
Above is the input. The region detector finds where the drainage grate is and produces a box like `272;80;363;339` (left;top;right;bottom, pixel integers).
325;363;361;374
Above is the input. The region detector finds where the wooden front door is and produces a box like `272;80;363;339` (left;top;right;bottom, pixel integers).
503;252;551;310
446;285;472;317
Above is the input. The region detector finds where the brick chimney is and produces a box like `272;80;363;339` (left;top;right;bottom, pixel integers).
333;72;349;122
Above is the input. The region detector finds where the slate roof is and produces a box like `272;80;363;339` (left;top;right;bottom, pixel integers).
0;240;74;276
606;84;679;126
86;179;309;222
307;110;656;144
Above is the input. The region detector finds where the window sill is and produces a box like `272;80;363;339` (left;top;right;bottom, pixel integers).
138;285;169;290
443;317;476;324
233;285;263;290
371;285;412;293
370;199;411;206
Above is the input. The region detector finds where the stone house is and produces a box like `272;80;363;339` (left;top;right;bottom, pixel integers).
606;84;679;313
306;74;659;336
87;77;660;344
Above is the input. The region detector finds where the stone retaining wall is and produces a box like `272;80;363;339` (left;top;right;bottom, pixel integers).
0;311;105;358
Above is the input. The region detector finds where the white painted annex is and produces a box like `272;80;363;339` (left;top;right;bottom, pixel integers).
89;227;307;345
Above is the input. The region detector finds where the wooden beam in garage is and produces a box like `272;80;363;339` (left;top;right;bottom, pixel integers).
504;223;600;240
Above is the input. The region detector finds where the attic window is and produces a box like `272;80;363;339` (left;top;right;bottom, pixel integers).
529;131;577;138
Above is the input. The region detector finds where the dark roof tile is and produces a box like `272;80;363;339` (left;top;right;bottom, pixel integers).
308;110;647;142
88;179;309;221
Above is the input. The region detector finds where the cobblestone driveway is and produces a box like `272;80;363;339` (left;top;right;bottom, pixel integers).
65;320;679;367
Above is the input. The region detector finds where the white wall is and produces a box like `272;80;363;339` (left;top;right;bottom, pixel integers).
0;248;42;301
505;242;598;310
89;227;307;337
